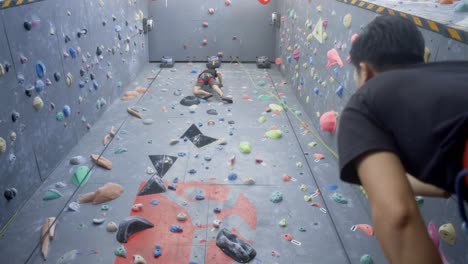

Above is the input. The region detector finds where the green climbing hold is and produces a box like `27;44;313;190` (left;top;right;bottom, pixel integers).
270;191;283;203
269;104;283;112
296;162;303;168
289;9;295;18
360;254;373;264
115;245;126;258
43;189;63;200
266;130;282;139
308;142;317;147
257;80;266;87
56;112;65;121
114;148;128;154
101;205;109;211
279;219;287;227
294;110;302;116
72;166;91;187
258;116;267;123
415;196;424;207
239;141;251;154
332;193;348;204
258;95;270;101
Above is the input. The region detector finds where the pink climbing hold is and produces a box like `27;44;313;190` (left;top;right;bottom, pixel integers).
20;55;28;64
258;0;271;4
293;49;300;61
225;0;231;6
319;111;337;133
275;57;282;65
428;221;440;248
208;8;215;14
202;22;209;27
322;19;328;29
351;33;359;44
326;49;343;69
355;224;374;236
202;39;208;46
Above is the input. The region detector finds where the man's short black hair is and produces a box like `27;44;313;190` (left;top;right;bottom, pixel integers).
350;15;425;72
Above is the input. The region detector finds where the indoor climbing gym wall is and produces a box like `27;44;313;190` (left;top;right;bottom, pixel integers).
148;0;277;62
275;0;468;262
0;0;149;228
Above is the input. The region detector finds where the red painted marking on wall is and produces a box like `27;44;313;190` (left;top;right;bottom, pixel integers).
217;193;257;230
115;182;257;264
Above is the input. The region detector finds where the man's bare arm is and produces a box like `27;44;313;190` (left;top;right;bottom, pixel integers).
357;151;442;264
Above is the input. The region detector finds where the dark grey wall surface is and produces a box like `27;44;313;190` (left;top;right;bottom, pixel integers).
148;0;277;62
276;0;468;262
0;0;148;229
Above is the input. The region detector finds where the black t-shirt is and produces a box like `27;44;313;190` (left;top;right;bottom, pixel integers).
338;61;468;196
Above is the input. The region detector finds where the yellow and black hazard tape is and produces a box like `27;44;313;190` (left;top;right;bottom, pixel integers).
336;0;468;45
0;0;45;10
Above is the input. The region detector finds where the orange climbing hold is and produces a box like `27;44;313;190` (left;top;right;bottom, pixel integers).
326;49;343;69
320;111;337;133
311;202;321;208
283;174;292;181
275;58;282;65
313;153;325;160
439;0;454;4
282;233;293;241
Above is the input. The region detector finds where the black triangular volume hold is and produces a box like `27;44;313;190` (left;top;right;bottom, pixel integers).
180;124;202;140
148;155;177;177
192;134;218;148
138;175;166;196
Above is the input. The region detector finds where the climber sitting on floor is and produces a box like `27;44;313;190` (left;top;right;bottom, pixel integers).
193;63;233;103
338;15;468;264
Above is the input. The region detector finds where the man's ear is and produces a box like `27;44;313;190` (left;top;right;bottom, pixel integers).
359;62;376;82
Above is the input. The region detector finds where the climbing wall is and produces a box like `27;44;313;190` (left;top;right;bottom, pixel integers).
275;0;468;262
0;0;149;229
148;0;277;62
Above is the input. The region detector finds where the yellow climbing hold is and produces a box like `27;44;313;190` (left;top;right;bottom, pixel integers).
269;104;284;112
302;63;308;69
329;77;335;83
304;195;312;202
0;137;6;154
66;73;73;87
295;65;299;70
306;33;313;42
316;5;322;12
310;67;315;76
424;47;431;63
33;96;44;111
313;18;324;44
343;14;352;28
308;142;317;147
98;0;104;7
439;223;456;246
316;112;320;117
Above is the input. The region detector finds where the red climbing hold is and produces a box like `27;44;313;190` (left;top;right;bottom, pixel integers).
355;224;374;236
275;58;282;65
320;111;337;133
283;174;292;182
258;0;271;5
326;49;343;69
282;233;293;241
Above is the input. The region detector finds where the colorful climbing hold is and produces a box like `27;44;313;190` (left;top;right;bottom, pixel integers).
56;112;65;121
63;105;71;117
266;130;282;139
320;111;337;133
332;193;348;204
360;254;374;264
326;49;343;69
43;189;63;200
114;245;126;258
270;191;283;203
170;225;183;233
33;96;44;111
269;104;283;112
258;116;267;123
343;14;352;28
0;138;6;154
72;166;91;187
228;173;238;181
439;223;456;245
279;219;287;227
239;141;251;154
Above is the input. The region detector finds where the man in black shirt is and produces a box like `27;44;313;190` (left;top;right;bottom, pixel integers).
193;64;233;103
338;15;468;263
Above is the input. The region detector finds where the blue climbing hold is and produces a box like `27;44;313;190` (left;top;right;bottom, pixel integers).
178;152;186;157
173;177;179;183
227;173;238;181
168;184;177;190
188;169;197;174
69;48;77;59
190;69;197;73
300;77;304;86
287;56;292;63
325;184;338;191
314;87;320;95
36;61;46;78
35;80;45;92
79;80;85;88
204;156;212;162
309;56;314;65
333;67;339;75
219;117;225;122
63;105;71;117
154;244;161;257
197;122;203;127
115;25;122;32
195;194;205;200
170;225;183;233
335;85;344;98
150;199;159;205
93;80;99;90
189;110;195;114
